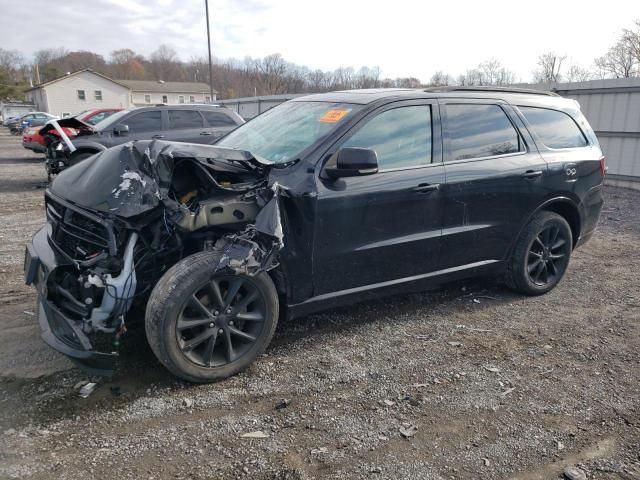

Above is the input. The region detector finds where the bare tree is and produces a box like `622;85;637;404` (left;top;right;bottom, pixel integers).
149;44;185;81
595;39;637;78
565;64;593;82
622;19;640;64
110;48;146;79
426;71;450;86
534;52;566;83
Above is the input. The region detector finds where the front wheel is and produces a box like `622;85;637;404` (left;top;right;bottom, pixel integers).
505;211;573;295
145;251;279;383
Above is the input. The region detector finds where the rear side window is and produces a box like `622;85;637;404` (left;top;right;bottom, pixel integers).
125;111;162;132
168;110;204;129
342;105;432;169
445;104;522;161
519;106;587;149
202;110;237;127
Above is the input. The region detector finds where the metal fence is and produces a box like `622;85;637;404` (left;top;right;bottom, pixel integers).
217;94;302;119
219;80;640;189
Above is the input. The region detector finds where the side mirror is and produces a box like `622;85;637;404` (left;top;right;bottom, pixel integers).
113;124;129;136
325;147;379;178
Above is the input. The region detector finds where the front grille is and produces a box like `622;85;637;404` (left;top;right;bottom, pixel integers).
46;194;115;263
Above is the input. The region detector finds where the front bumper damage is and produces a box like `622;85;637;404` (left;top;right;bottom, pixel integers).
26;227;120;374
25;140;285;375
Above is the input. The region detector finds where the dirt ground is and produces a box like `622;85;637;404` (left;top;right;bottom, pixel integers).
0;129;638;480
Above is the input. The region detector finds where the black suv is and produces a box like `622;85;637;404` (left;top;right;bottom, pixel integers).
25;87;605;382
41;104;244;175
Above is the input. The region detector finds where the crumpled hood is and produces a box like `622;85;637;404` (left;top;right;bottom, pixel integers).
50;140;272;218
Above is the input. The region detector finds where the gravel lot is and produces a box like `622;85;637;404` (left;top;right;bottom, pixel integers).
0;129;638;480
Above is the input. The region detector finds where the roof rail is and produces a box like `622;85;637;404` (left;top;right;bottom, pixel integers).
424;86;559;97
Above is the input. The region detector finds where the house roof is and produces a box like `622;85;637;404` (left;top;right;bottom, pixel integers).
24;69;129;92
117;80;217;94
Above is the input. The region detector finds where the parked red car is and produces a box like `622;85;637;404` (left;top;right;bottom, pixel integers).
22;108;123;153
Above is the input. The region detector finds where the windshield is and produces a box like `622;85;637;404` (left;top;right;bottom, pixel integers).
93;109;130;131
216;101;362;163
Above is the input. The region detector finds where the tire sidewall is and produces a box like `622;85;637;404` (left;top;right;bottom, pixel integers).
511;212;573;295
146;252;278;383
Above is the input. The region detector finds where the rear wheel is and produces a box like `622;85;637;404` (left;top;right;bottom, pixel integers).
505;211;573;295
145;251;279;383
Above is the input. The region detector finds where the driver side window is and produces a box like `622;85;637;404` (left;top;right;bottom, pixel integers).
342;105;432;170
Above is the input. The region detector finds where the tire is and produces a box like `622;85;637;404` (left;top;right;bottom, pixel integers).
505;211;573;296
145;251;279;383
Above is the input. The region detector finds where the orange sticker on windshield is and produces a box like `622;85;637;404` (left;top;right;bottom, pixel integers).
319;109;349;123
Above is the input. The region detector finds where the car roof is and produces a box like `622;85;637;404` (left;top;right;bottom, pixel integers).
292;87;578;109
131;104;225;112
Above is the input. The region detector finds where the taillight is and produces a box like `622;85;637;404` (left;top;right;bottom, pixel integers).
599;156;606;177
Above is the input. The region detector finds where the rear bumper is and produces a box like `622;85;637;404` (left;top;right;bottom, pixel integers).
25;227;117;375
22;141;46;153
576;184;604;248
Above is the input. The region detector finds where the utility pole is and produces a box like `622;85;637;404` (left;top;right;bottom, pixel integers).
205;0;214;102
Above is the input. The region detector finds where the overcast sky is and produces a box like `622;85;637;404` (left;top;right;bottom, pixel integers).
0;0;637;82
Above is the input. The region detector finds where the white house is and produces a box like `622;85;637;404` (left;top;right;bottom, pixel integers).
25;70;131;117
119;80;217;106
24;69;218;117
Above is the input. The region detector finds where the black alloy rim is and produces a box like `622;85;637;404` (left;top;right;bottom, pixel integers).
527;224;570;286
176;276;266;368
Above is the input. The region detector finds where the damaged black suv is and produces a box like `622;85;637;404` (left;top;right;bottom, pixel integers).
25;87;605;382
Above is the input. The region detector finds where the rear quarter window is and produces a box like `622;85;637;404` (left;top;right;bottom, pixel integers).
519;106;588;149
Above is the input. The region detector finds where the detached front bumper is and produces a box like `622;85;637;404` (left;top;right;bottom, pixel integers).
25;226;117;375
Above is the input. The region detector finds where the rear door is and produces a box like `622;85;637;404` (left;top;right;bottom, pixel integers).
166;109;207;143
438;99;548;269
313;100;445;294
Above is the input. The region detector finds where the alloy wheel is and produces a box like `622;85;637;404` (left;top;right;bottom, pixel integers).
526;224;570;286
175;275;266;368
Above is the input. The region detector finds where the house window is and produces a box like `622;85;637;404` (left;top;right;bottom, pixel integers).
162;95;168;103
178;95;185;104
77;90;86;100
144;94;151;104
189;95;195;103
94;90;102;101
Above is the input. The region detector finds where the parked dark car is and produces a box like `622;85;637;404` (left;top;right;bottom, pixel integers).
25;87;605;382
41;104;244;175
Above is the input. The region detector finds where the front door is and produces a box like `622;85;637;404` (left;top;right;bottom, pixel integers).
313;101;445;295
438;100;549;269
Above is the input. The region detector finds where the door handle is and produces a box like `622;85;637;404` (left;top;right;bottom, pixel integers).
522;170;543;179
151;134;165;139
199;131;213;136
412;183;439;193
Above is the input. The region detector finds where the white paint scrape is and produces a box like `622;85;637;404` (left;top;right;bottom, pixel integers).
112;171;147;198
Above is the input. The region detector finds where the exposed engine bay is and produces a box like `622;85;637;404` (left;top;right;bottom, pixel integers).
34;140;284;361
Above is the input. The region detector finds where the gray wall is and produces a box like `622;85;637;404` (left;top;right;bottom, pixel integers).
217;94;303;119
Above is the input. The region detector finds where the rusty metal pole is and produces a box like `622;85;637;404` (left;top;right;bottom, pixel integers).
205;0;214;102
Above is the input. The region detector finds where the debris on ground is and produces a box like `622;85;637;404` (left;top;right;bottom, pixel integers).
241;431;270;439
563;466;588;480
399;425;418;438
275;398;290;410
78;382;97;398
